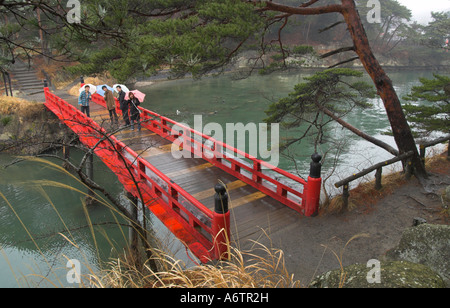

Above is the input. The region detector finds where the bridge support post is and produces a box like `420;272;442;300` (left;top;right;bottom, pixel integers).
85;153;96;205
126;192;140;259
304;153;322;217
212;183;230;261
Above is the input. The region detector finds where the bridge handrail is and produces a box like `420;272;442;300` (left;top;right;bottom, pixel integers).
334;134;450;210
46;90;216;260
157;117;306;205
91;92;319;216
92;94;305;181
116;139;214;220
160;116;308;185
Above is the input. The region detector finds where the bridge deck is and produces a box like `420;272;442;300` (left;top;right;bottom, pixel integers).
86;103;301;245
44;89;315;263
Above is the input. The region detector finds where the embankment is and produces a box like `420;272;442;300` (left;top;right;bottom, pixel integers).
0;96;75;155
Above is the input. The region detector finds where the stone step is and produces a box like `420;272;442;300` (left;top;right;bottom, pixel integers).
13;77;40;84
18;79;42;85
11;70;36;77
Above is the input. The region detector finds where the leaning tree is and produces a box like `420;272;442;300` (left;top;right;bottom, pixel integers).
0;0;429;179
260;0;428;178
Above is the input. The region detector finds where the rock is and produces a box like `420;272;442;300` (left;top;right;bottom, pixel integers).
413;217;427;227
385;224;450;286
0;133;12;141
309;261;445;288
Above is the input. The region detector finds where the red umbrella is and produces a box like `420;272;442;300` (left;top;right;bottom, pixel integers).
125;90;146;103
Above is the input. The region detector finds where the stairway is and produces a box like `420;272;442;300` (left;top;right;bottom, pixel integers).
9;61;45;97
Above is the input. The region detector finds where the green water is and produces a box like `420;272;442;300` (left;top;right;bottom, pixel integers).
0;69;440;287
139;70;437;172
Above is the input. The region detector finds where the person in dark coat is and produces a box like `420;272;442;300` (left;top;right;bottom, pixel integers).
116;86;130;126
127;92;141;131
103;86;118;125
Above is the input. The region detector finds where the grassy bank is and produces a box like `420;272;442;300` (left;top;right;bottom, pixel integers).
0;96;74;155
323;151;450;216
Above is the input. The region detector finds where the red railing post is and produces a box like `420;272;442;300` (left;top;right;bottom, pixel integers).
304;153;322;217
212;183;230;260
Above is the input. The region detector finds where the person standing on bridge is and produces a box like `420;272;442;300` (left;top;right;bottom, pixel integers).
127;92;141;131
78;85;92;117
103;86;118;125
116;85;130;127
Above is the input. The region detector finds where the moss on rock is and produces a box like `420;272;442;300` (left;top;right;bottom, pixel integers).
385;224;450;286
309;260;446;288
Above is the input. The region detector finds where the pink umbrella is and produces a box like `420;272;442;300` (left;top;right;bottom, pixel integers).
125;90;146;103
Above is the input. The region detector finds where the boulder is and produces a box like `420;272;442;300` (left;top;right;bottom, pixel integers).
385;224;450;286
309;261;445;288
0;133;12;141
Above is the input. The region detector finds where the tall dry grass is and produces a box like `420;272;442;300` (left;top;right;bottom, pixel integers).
323;149;450;215
0;157;307;288
95;240;301;288
324;171;407;214
67;75;117;97
0;96;45;118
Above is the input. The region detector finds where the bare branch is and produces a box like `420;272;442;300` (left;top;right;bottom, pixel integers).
265;1;343;15
320;46;355;59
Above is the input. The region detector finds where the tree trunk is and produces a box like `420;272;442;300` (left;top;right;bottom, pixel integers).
263;0;427;178
340;0;428;179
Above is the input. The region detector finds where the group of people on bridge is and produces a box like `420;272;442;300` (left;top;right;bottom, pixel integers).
78;84;142;131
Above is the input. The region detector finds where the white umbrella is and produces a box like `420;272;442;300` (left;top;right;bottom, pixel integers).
79;84;97;95
113;84;130;93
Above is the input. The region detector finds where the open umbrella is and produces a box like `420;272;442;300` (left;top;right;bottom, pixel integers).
125;90;146;103
96;84;114;97
113;84;130;93
79;84;96;95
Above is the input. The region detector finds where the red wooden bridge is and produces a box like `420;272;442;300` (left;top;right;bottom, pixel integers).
43;84;322;263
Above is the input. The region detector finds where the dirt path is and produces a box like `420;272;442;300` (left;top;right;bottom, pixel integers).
247;156;450;286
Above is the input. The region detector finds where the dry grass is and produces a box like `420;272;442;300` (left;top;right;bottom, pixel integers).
323;149;450;215
323;171;407;215
67;75;117;96
1;157;389;288
1;157;305;288
425;151;450;175
94;242;302;288
0;96;45;119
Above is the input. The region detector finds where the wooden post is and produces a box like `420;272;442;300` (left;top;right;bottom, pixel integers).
212;183;230;261
342;184;349;211
405;159;413;180
126;191;140;266
419;144;426;167
304;153;322;217
375;167;382;190
62;130;71;170
85;153;95;204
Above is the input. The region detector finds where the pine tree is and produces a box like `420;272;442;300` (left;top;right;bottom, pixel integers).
403;74;450;138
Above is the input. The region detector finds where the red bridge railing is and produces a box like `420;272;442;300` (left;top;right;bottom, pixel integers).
44;88;230;263
44;85;322;262
90;93;322;217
